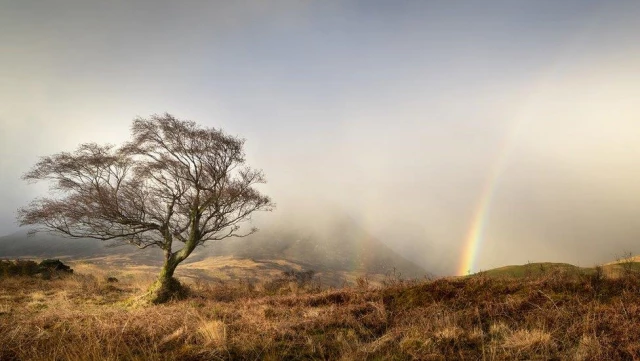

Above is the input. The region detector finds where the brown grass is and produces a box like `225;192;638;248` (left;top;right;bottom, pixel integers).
2;267;640;360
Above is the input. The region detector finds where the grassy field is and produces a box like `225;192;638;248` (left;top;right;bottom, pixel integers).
2;261;640;360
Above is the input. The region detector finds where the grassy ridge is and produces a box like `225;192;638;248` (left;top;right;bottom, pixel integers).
1;263;640;360
476;260;640;279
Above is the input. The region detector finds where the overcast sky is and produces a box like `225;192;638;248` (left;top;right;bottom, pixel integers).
2;1;640;274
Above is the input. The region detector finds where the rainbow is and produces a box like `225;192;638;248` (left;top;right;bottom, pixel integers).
456;66;574;275
457;127;519;276
456;60;579;275
455;2;607;275
455;17;601;275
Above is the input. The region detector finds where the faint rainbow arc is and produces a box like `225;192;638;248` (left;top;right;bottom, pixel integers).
456;51;595;276
456;127;520;276
455;64;569;275
455;2;603;276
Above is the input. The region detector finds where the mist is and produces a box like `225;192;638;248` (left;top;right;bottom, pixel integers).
2;1;640;275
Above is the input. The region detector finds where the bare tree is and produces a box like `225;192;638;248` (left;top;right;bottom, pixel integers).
18;114;274;303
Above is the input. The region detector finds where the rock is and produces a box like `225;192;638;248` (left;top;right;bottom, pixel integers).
37;259;73;274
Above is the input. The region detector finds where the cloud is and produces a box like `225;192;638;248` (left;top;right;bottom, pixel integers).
2;1;640;274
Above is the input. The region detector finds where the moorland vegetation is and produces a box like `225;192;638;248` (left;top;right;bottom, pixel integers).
1;260;640;360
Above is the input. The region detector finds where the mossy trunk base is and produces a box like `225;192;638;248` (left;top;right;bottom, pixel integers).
143;276;188;304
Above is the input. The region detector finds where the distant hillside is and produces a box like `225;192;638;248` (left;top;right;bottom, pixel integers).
477;262;585;278
474;260;640;280
0;230;162;264
0;217;427;283
192;217;426;278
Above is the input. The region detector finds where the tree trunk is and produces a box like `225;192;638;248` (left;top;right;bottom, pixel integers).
144;232;198;304
145;256;186;304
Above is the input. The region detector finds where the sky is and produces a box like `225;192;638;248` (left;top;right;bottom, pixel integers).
2;1;640;275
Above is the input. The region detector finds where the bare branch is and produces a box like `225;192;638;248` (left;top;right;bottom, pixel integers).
18;113;275;280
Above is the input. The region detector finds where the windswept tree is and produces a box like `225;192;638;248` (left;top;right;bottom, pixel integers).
18;114;274;303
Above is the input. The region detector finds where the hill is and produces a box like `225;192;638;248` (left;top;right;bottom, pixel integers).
0;230;163;264
0;216;426;286
3;261;640;360
474;260;640;280
477;262;586;278
192;216;426;277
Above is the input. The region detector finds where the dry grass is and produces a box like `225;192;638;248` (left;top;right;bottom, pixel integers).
2;265;640;360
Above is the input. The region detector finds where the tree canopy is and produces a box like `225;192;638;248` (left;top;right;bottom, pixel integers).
19;114;274;303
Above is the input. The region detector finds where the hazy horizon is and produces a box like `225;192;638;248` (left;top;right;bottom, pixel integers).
3;1;640;275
